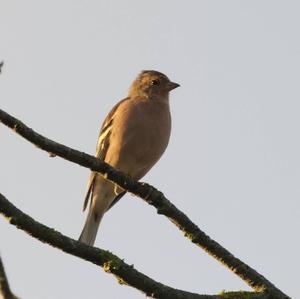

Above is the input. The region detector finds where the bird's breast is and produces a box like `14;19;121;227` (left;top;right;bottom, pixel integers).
106;100;171;179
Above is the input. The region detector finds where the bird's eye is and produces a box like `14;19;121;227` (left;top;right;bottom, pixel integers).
151;79;160;86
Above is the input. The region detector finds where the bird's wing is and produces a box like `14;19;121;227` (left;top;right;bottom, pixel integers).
106;191;126;211
83;97;130;211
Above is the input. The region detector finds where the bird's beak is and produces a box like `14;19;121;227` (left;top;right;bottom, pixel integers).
166;81;180;91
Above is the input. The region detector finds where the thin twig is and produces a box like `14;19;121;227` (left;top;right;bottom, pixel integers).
0;192;264;299
0;109;290;299
0;255;16;299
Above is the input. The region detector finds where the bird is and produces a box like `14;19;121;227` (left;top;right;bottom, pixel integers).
79;70;179;245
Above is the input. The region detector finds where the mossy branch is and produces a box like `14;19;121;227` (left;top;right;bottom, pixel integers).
0;109;289;299
0;192;265;299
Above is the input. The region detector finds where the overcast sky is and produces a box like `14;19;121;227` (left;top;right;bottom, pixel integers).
0;1;299;298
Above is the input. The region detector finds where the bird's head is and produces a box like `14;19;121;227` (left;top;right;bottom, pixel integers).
128;70;179;100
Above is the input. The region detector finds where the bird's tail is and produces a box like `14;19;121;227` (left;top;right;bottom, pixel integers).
78;208;103;246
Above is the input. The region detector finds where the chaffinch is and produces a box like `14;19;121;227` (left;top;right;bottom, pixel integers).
79;70;179;245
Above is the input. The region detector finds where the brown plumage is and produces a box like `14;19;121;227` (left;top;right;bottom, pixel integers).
79;70;179;245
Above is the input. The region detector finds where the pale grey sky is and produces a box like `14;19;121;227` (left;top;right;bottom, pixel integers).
0;1;299;298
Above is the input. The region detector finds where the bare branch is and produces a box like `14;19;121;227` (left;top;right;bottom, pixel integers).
0;109;290;299
0;192;264;299
0;255;17;299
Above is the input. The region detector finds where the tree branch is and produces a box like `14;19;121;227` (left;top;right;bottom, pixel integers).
0;254;17;299
0;109;290;299
0;192;263;299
